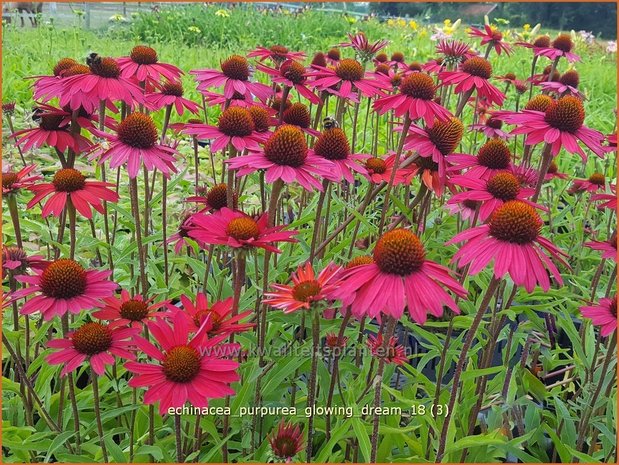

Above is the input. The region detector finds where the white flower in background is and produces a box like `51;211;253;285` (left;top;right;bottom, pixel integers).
578;30;595;44
607;41;617;53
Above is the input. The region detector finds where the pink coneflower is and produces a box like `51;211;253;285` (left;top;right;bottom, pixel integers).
468;25;512;56
169;293;254;336
144;80;200;115
166;214;196;253
248;45;306;65
469;116;511;139
59;56;144;113
407;155;449;197
117;45;183;84
90;112;178;179
47;322;139;376
544;161;568;180
263;262;341;313
2;165;41;195
534;33;581;63
435;40;476;67
2;246;48;278
446;199;479;221
186;183;236;213
439;57;505;108
388;51;408;70
591;185;617;211
362;153;412;185
310;52;328;69
448;171;540;221
93;290;168;329
448;200;568;292
200;89;255;109
26;168;118;219
309;59;389;101
494;72;519;86
366;333;408;365
187;207;297;254
448;137;511;180
585;231;616;261
404;117;464;178
226;125;334;191
569;173;607;193
333;229;467;323
373;72;451;126
14;258;117;320
580;297;616;337
312;128;369;183
338;32;389;62
12;111;91;153
325;332;348;349
182;106;266;153
192;54;272;101
282;103;320;137
326;47;341;66
539;70;582;97
257;60;320;104
268;420;305;462
29;58;85;103
423;58;445;74
499;96;605;160
125;312;239;415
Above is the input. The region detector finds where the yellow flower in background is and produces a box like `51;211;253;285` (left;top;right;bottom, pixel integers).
397;19;406;27
444;27;453;34
523;23;531;31
187;25;201;33
409;20;418;30
444;19;452;26
419;29;428;38
464;27;472;34
387;19;395;26
214;9;230;18
346;16;357;24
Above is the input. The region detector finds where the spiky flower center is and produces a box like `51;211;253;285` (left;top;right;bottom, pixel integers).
346;255;374;269
54;58;78;76
415;155;439;171
248;107;270;133
588;173;605;185
552;34;574;53
525;94;553;112
311;52;327;68
3;246;27;267
548;161;559;174
327;48;340;61
39;114;65;131
489;200;541;244
610;298;617;318
2;172;18;190
271;97;291;112
283;103;311;128
365;157;387;174
72;322;113;355
89;57;120;78
162;81;184;96
63;64;91;77
486;117;503;129
544;96;585;133
461;57;492;79
206;183;229;210
226;217;260;241
130;45;158;65
272;436;300;459
117;112;158;148
40;259;87;299
533;35;551;48
193;309;222;330
477;139;511;169
373;229;425;276
119;299;150;321
559;70;579;88
314;128;350;161
162;345;201;383
400;73;435;100
463;199;479;210
486;172;521;201
375;64;390;75
52;168;86;192
427;117;464;155
391;51;404;63
218;107;254;137
269;45;289;60
408;61;422;71
264;125;308;167
503;72;516;81
221;55;250;81
281;61;306;84
292;280;322;302
336;59;364;82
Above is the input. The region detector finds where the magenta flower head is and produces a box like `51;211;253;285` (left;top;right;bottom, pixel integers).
448;200;568;292
2;164;42;195
580;297;616;337
439;57;505;108
268;419;305;462
312;128;369;183
468;24;512;56
90;112;178;179
535;33;581;63
144;80;200;116
14;258;117;320
248;45;306;65
117;45;183;84
125;312;240;415
332;228;467;323
338;31;389;62
257;59;320;104
309;58;389;102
